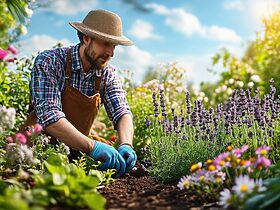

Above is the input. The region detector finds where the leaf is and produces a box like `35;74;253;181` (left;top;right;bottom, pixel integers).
46;153;68;166
48;185;70;197
244;194;266;210
44;162;67;185
82;193;106;210
52;172;66;185
259;190;280;209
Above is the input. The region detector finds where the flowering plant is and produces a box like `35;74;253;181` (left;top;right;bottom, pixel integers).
177;145;275;209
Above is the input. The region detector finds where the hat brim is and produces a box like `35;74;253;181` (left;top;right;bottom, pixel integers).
69;22;133;46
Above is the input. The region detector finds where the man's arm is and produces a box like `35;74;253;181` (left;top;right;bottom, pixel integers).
45;117;95;155
116;114;134;146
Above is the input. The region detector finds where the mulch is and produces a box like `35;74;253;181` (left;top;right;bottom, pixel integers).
98;162;221;210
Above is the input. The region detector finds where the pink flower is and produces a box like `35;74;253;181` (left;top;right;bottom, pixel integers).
232;145;248;158
213;151;230;169
15;133;27;144
7;45;18;54
0;48;8;60
254;156;271;170
34;123;43;133
256;145;272;156
6;136;14;143
25;129;33;137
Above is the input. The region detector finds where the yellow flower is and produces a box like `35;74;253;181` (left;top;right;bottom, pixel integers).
260;149;267;155
206;159;213;164
227;145;232;151
190;162;202;173
219;160;226;166
225;156;231;162
208;164;216;171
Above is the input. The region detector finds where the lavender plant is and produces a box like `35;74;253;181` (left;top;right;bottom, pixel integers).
145;80;280;183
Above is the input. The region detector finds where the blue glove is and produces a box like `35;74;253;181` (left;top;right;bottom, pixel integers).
90;141;126;175
117;144;137;173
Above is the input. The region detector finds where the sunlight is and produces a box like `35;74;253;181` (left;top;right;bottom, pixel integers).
250;0;280;21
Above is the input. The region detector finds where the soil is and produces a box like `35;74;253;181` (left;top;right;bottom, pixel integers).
98;162;220;210
44;162;220;210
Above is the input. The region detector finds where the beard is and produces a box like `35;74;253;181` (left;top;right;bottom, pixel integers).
84;44;110;69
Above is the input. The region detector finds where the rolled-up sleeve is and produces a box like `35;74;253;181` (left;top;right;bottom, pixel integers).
102;70;132;126
30;52;65;128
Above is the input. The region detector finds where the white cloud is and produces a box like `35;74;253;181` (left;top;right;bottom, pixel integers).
38;0;98;15
206;26;241;43
128;19;162;40
111;45;220;88
19;34;73;57
146;3;241;43
111;45;155;82
224;0;245;11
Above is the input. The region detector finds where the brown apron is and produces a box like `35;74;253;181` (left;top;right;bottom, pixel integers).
22;48;112;160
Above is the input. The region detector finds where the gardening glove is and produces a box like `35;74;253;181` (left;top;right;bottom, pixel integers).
90;141;126;175
117;144;137;173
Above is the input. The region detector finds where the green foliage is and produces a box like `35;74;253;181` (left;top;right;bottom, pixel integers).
6;0;28;24
149;134;224;183
246;12;280;97
0;57;33;125
0;0;32;48
203;48;259;106
205;11;280;107
31;153;106;210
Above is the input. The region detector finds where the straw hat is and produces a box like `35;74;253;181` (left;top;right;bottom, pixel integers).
69;9;133;46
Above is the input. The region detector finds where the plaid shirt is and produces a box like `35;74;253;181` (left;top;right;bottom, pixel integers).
30;44;132;128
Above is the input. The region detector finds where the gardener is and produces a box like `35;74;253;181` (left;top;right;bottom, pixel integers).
23;9;137;176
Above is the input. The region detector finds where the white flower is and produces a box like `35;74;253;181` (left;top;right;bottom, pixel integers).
232;175;256;198
177;176;191;190
0;105;16;130
215;87;221;94
227;88;233;95
221;85;227;91
237;81;244;87
248;82;254;87
219;188;232;209
19;144;34;164
251;75;260;82
204;97;209;102
199;92;205;97
229;78;235;84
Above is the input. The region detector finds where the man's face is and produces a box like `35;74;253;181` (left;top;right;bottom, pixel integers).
84;37;116;69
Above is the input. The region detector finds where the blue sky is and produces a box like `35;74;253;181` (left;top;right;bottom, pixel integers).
19;0;280;87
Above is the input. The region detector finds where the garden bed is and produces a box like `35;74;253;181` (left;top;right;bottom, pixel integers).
98;162;219;210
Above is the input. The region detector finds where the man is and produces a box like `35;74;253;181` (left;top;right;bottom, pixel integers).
24;9;137;175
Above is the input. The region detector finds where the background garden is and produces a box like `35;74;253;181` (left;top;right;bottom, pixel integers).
0;0;280;210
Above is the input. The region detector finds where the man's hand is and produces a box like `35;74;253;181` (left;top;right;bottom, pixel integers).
117;144;137;173
90;141;126;175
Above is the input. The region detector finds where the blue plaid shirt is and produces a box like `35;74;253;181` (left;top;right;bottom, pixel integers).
30;44;132;128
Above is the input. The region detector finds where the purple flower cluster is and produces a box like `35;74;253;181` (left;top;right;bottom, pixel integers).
148;80;280;145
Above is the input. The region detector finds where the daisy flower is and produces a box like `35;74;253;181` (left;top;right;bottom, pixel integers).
219;188;232;209
256;146;272;156
177;176;191;190
232;175;256;198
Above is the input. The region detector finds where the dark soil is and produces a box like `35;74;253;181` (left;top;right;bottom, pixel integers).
98;162;220;210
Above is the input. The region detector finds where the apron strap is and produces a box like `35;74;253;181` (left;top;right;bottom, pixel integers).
94;76;101;94
65;47;72;85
